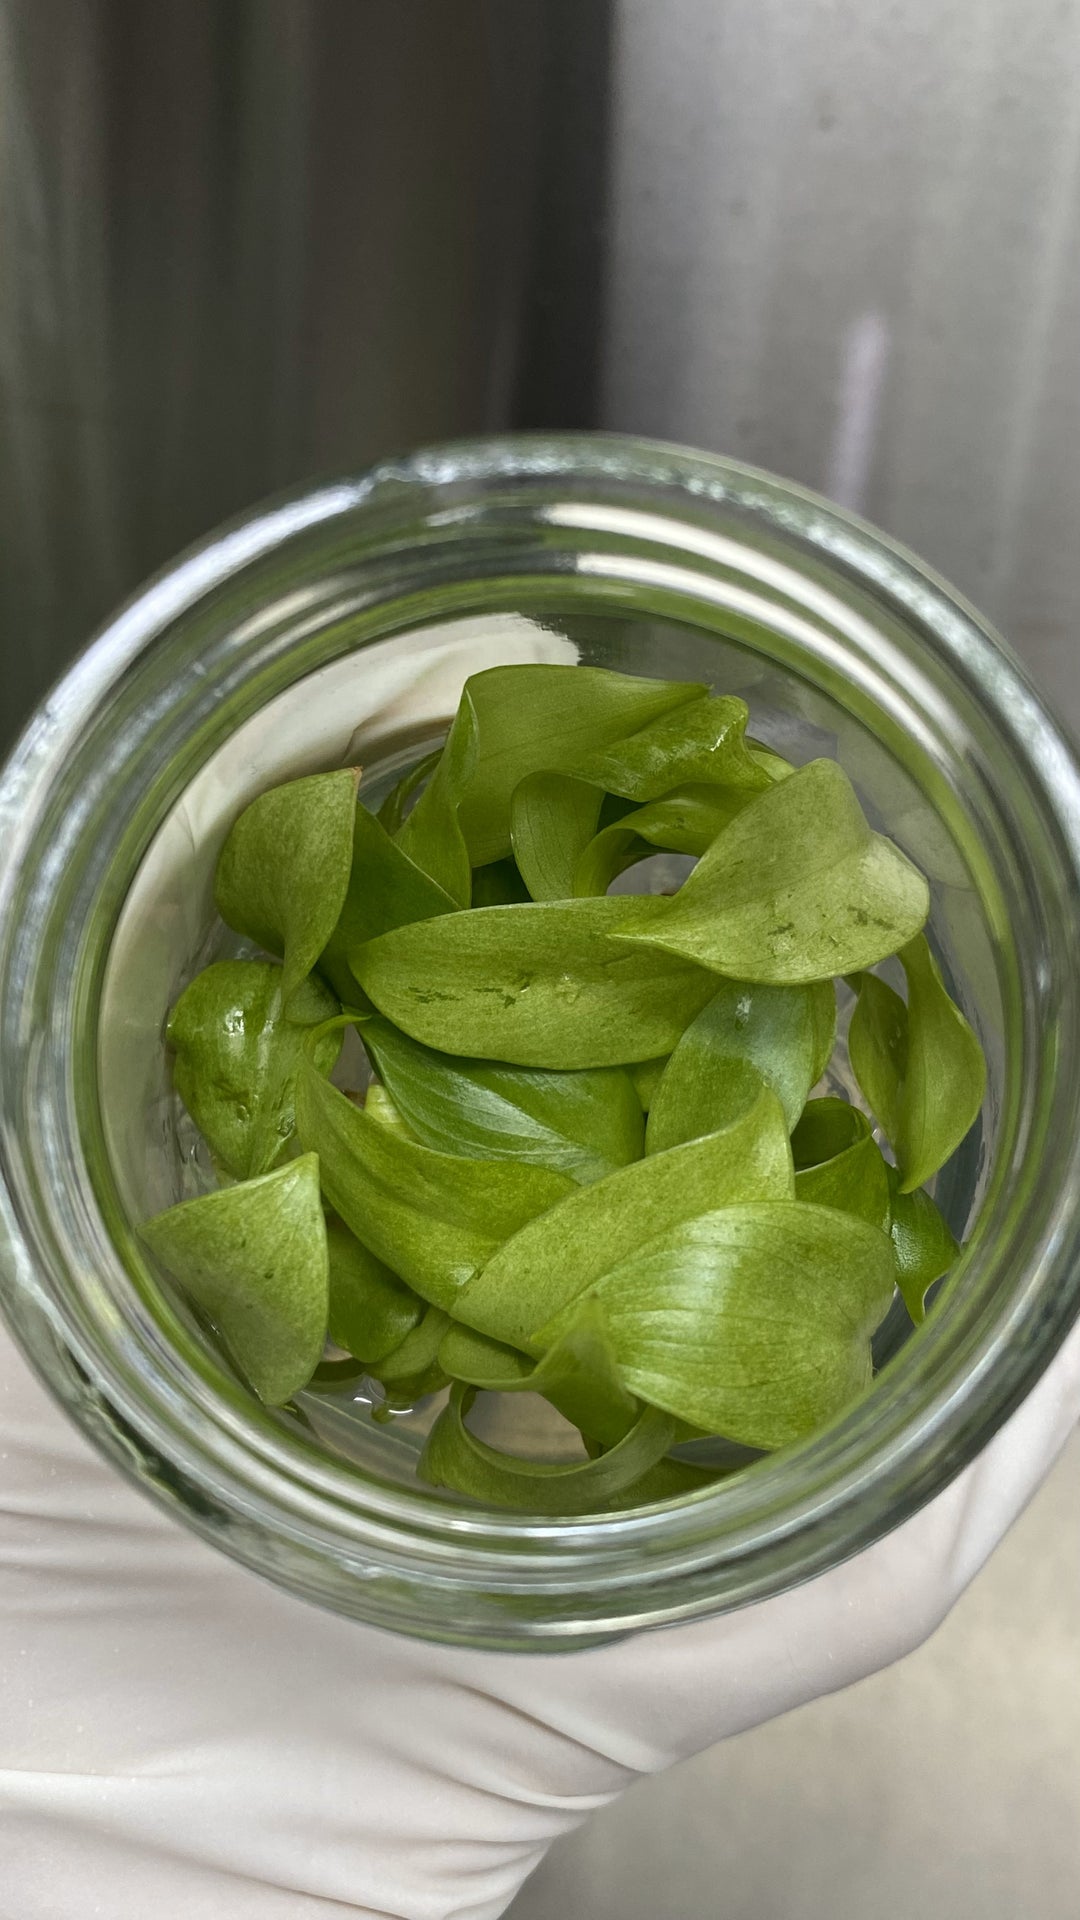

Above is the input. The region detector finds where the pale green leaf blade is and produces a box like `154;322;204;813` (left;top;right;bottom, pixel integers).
318;801;457;1002
573;785;752;897
592;1202;896;1450
215;770;359;1002
619;760;930;983
894;935;986;1191
377;748;442;835
455;1087;794;1352
849;936;986;1192
395;699;477;906
373;1306;451;1400
363;1081;418;1139
418;1384;676;1514
168;961;341;1180
792;1098;892;1232
510;772;603;901
361;1013;643;1182
294;1063;574;1311
574;693;770;801
142;1155;328;1405
630;1056;669;1112
847;971;907;1146
352;896;718;1068
887;1165;959;1322
439;1296;639;1446
326;1217;424;1363
456;665;705;864
646;978;837;1152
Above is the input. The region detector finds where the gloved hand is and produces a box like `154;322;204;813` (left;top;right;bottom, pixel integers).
3;1314;1078;1920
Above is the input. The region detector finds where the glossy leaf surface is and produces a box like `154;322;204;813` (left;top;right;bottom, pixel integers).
294;1064;573;1311
849;934;986;1191
168;961;341;1179
353;896;718;1068
456;1089;793;1351
142;1156;328;1405
620;760;930;983
361;1014;643;1182
215;770;359;1002
646;978;836;1152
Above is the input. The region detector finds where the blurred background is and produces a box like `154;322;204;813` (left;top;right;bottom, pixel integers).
1;0;1077;1912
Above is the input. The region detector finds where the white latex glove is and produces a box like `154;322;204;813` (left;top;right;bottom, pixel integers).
3;1316;1079;1920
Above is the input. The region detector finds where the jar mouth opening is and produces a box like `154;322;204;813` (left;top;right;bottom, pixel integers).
3;432;1080;1642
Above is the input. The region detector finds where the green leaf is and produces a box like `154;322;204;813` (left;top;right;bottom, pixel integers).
886;1165;959;1323
326;1217;424;1363
377;749;442;835
792;1098;891;1233
630;1056;669;1112
294;1063;574;1311
455;665;705;865
849;934;986;1191
439;1296;640;1447
470;858;532;907
360;1013;643;1183
362;1081;417;1139
395;701;477;906
455;1087;794;1352
584;1202;896;1450
215;770;359;1003
574;785;753;897
319;801;457;1003
510;773;603;901
573;693;770;801
374;1306;450;1384
352;896;718;1069
619;760;930;983
167;961;341;1180
142;1155;328;1405
646;978;837;1153
419;1384;677;1514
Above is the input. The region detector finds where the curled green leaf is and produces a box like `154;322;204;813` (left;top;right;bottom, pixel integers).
168;960;341;1180
395;700;477;906
886;1165;959;1323
619;760;930;983
326;1217;424;1364
377;749;443;835
352;895;718;1069
455;665;705;865
294;1063;574;1311
630;1056;669;1112
142;1155;328;1405
456;1087;793;1352
215;770;359;1003
319;801;456;1003
419;1384;677;1514
573;693;769;801
361;1013;643;1183
574;785;752;897
849;933;986;1191
646;978;837;1153
373;1306;451;1406
792;1098;891;1233
439;1295;639;1446
586;1202;896;1450
511;772;604;901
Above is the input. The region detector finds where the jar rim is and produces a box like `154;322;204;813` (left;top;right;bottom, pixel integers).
3;431;1080;1648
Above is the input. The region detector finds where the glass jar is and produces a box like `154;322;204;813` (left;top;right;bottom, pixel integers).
2;434;1079;1651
